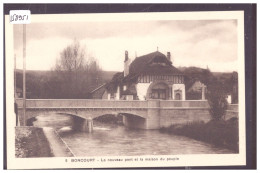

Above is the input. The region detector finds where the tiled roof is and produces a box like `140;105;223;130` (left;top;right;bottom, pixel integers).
129;51;182;76
105;72;124;92
121;84;137;95
105;51;184;93
90;83;106;93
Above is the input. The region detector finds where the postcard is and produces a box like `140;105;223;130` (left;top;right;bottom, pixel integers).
5;7;248;169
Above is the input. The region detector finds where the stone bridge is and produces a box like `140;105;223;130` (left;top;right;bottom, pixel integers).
16;99;238;131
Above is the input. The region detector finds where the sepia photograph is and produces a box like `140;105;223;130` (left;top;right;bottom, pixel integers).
4;4;254;169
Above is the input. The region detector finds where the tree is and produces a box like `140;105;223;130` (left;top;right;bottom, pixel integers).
207;80;228;121
50;39;102;99
183;67;215;91
55;40;86;72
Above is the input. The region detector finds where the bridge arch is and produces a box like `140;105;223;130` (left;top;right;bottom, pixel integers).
18;108;147;129
18;109;88;125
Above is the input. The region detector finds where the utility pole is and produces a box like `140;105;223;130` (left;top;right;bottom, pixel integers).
23;24;26;126
14;54;18;126
14;54;16;98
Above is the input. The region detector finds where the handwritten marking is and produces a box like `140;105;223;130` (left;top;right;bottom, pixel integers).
10;10;31;24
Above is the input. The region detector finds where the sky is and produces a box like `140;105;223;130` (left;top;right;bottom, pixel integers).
13;19;238;72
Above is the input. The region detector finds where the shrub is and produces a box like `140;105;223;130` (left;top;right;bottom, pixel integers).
207;81;228;121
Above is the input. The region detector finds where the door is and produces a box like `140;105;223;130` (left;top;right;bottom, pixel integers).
175;93;181;100
152;89;166;100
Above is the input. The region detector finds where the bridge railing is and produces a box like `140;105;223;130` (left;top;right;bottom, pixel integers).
16;99;210;109
16;99;148;108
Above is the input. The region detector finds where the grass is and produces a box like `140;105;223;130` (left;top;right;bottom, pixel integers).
160;118;239;152
15;127;53;158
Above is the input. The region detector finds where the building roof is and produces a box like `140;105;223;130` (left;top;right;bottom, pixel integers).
105;72;124;92
129;51;182;76
121;84;137;95
90;83;106;99
105;51;183;93
90;83;106;93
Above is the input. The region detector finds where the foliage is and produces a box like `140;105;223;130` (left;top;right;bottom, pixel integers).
15;40;104;99
182;67;233;120
207;81;228;121
231;72;238;104
51;40;103;98
160;119;239;152
182;67;215;90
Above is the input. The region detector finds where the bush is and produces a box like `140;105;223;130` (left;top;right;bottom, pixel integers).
207;81;228;121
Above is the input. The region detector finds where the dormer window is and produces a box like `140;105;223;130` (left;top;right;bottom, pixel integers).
148;56;169;66
123;85;127;91
150;62;167;66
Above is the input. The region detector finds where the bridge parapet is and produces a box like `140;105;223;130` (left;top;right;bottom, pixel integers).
160;100;209;108
16;99;148;108
16;99;210;109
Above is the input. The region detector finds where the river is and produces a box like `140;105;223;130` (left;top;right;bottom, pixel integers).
32;113;234;157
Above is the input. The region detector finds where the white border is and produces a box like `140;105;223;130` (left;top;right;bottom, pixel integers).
5;11;246;169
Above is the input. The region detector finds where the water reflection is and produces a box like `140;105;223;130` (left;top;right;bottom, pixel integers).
33;113;234;157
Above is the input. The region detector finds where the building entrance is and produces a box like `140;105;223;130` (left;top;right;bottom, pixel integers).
149;82;169;100
151;89;166;100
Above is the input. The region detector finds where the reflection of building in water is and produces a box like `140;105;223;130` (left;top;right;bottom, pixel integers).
98;50;187;100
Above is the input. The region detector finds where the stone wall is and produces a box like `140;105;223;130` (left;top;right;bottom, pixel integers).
160;108;211;128
225;104;238;120
146;100;160;129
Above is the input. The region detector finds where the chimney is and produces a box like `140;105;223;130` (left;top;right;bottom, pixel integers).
124;51;130;77
167;52;171;61
125;51;128;62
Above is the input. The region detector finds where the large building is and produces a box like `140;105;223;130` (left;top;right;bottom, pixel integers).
102;50;186;100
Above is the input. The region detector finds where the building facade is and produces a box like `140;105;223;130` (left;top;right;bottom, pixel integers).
103;50;186;101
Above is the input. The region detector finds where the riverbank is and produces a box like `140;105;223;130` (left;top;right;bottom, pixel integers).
160;118;239;152
15;126;53;158
43;127;75;157
16;126;74;157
